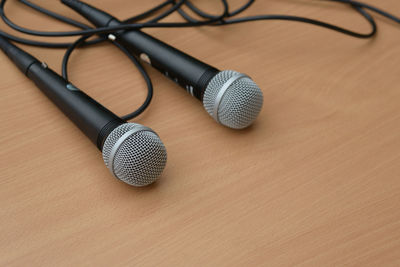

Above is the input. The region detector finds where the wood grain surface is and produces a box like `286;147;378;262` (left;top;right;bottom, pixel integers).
1;0;400;266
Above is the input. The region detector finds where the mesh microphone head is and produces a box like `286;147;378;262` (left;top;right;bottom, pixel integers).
203;70;264;129
102;123;167;186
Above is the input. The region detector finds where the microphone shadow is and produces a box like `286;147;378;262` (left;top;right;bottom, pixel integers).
219;116;268;136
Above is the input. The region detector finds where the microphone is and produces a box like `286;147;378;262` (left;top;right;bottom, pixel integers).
0;36;167;187
61;0;264;129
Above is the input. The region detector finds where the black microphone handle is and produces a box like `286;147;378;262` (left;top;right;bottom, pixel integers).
0;35;36;75
108;20;219;101
27;63;124;149
0;36;123;149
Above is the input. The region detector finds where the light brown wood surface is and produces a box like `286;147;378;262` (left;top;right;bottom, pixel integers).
1;0;400;266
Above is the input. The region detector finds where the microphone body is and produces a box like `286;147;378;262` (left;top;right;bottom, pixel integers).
110;22;219;101
28;63;124;149
62;0;264;129
0;35;122;149
0;36;167;186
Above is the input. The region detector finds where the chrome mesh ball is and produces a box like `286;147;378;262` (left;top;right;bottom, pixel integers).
102;123;167;186
203;70;264;129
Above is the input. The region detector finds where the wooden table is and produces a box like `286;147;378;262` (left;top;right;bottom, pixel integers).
1;1;399;266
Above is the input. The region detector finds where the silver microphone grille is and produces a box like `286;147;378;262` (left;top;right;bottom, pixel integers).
203;70;264;129
102;123;167;187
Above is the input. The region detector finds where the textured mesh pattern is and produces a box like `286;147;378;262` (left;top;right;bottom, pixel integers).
102;123;167;186
203;70;264;129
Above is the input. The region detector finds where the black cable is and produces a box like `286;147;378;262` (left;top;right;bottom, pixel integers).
6;0;390;49
177;3;376;38
220;5;377;39
184;0;230;19
228;0;255;17
326;0;400;23
61;35;89;80
174;0;230;24
0;0;229;38
115;41;154;121
147;0;187;23
13;0;177;48
0;30;72;47
61;34;153;120
122;0;175;24
0;0;383;39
